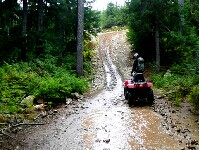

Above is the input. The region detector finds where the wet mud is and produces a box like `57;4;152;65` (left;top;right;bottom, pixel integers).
6;31;198;150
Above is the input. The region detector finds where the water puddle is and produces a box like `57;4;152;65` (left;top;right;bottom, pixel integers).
128;107;180;149
82;106;181;149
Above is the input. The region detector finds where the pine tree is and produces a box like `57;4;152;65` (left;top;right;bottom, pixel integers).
76;0;84;77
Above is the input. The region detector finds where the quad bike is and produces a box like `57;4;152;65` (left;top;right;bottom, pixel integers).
124;72;154;106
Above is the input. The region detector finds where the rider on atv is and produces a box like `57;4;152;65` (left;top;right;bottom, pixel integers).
124;53;153;105
131;53;145;82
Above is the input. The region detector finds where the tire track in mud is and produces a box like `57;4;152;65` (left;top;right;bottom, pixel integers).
14;31;196;150
99;33;119;91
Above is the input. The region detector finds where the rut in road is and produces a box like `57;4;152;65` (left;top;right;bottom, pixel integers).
17;31;182;150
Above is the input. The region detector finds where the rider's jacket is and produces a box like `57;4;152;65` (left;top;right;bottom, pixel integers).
131;57;144;74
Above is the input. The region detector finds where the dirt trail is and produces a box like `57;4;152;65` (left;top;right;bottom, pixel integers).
4;31;198;150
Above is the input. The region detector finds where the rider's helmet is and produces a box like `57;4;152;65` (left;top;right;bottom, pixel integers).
133;53;139;59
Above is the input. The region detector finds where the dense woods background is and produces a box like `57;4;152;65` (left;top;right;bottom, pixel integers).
0;0;100;113
0;0;198;114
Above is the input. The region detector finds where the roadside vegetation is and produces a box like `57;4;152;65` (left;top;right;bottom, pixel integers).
126;0;199;111
0;59;89;114
0;1;99;117
149;64;198;110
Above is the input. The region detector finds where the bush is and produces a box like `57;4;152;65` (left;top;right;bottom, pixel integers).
0;59;89;114
150;71;199;108
33;74;88;98
187;85;199;110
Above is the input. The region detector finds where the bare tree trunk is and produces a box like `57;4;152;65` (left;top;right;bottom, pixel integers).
76;0;84;77
21;0;27;61
155;20;160;72
36;0;44;57
22;0;27;37
178;0;184;34
37;0;43;31
0;0;2;26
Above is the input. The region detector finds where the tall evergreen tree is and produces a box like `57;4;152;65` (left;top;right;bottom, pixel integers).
178;0;185;34
100;2;127;29
76;0;84;77
37;0;43;31
21;0;27;61
127;0;183;66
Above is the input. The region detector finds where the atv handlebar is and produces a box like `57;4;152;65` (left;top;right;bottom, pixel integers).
131;71;136;76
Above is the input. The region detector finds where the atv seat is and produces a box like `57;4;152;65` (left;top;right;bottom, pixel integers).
132;73;145;82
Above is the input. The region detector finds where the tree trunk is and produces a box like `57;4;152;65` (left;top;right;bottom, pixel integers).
36;0;44;57
37;0;43;31
0;1;2;26
22;0;27;37
76;0;84;77
155;20;160;72
178;0;184;34
21;0;27;61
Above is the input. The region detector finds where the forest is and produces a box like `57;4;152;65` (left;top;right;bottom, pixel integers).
0;0;198;115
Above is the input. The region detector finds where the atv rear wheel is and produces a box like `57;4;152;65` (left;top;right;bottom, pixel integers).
128;93;133;106
147;89;154;104
124;87;128;100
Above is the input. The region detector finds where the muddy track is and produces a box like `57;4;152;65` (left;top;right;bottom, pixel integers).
2;31;198;150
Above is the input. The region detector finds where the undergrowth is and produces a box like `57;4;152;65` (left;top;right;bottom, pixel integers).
149;66;199;111
0;32;97;118
0;58;89;115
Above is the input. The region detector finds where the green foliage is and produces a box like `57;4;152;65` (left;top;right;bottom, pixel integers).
127;0;181;62
0;58;89;114
127;0;199;110
150;71;198;108
0;0;99;118
100;2;128;29
127;0;198;65
33;72;88;98
84;8;101;34
0;0;101;64
187;85;199;110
